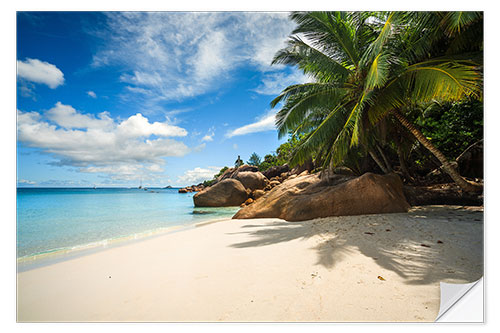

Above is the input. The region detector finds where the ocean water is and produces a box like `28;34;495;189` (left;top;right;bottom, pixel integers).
17;188;239;261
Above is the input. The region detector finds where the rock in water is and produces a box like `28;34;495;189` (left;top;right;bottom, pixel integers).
194;179;248;207
234;171;268;191
233;172;410;221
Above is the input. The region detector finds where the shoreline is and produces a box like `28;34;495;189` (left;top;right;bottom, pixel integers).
17;205;483;322
17;214;237;272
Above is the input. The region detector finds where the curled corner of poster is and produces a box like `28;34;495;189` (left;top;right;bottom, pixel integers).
435;277;483;322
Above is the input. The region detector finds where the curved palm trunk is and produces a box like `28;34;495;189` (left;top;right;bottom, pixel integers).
391;110;482;193
369;149;390;174
397;141;413;181
376;144;393;172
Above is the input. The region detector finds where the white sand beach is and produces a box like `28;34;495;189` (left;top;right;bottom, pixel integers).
17;205;483;322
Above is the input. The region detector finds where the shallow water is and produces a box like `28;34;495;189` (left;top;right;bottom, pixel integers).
17;187;239;260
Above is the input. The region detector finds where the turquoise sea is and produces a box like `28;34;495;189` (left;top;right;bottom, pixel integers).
17;188;239;262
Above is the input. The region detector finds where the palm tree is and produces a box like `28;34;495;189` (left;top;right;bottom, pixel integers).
272;11;482;192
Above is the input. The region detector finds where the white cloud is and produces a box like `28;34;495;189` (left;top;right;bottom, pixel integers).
201;128;215;142
117;113;188;138
92;12;296;104
226;111;277;138
87;91;97;98
17;58;64;89
232;143;238;150
252;71;314;95
17;103;190;181
201;134;213;142
46;102;114;130
177;166;221;185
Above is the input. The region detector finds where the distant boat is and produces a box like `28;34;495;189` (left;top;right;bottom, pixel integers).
138;179;142;189
93;185;96;190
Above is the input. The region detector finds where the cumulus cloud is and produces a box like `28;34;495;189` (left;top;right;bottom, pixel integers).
17;103;190;181
91;12;297;104
87;90;97;98
46;102;114;130
226;111;277;138
177;166;221;185
17;58;64;89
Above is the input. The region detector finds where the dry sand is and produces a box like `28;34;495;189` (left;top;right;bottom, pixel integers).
17;205;483;322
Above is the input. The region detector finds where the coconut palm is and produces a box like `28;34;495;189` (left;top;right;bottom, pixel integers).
272;11;482;192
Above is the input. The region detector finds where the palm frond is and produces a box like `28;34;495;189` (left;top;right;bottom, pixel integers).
273;83;348;138
403;60;483;102
442;12;482;35
272;36;352;82
290;11;360;66
289;103;349;166
365;52;391;90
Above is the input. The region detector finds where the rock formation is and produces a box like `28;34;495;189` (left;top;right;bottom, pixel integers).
193;179;248;207
233;172;410;221
234;171;268;191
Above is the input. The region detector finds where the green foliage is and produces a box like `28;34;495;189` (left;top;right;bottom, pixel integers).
202;166;229;187
247;153;262;166
215;166;229;178
202;179;217;187
258;154;279;172
272;11;483;171
416;99;483;159
256;135;305;171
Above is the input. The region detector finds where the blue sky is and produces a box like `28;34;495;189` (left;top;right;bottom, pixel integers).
16;12;309;187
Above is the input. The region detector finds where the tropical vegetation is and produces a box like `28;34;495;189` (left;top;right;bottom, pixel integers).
270;11;483;192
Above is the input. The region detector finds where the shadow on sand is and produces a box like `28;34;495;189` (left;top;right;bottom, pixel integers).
229;206;483;285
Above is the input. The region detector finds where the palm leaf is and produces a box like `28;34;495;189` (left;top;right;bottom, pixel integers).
272;37;352;82
273;84;348;138
442;12;482;35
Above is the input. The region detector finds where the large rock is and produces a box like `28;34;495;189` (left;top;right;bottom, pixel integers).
216;167;236;183
194;179;248;207
262;165;290;179
237;164;259;173
214;164;260;185
290;158;314;175
234;171;268;191
233;172;410;221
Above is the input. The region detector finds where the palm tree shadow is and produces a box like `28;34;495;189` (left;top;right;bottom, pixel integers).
229;206;483;285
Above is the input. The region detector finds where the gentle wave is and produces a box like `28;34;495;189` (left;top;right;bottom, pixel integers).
17;188;239;263
17;224;190;264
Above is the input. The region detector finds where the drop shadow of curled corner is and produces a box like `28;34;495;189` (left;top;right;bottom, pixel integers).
436;277;483;322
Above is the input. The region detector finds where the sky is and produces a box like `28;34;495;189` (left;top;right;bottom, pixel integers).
16;11;310;187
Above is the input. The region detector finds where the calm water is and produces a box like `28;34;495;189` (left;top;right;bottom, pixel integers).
17;188;239;260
